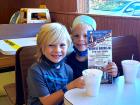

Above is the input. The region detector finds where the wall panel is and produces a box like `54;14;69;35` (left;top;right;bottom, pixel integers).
0;0;21;23
50;12;140;57
46;0;77;12
0;0;44;24
20;0;45;8
0;0;78;23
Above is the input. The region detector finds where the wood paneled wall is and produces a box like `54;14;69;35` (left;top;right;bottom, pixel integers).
50;12;140;57
0;0;78;24
46;0;88;13
0;0;46;24
0;0;85;23
46;0;77;12
0;0;140;56
0;0;21;23
20;0;46;8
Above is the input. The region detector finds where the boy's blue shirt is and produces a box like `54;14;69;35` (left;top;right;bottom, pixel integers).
27;56;73;105
66;51;88;79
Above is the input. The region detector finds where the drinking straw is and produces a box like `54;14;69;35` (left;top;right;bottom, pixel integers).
131;54;134;60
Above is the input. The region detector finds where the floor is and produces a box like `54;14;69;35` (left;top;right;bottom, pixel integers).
0;95;13;105
0;71;15;105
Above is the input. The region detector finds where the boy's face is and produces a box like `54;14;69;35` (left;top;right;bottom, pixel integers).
42;40;68;63
72;24;93;51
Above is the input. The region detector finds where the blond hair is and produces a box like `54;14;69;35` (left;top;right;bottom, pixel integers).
36;23;71;61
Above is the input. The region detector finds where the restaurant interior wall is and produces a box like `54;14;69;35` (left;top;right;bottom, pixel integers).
0;0;140;99
50;12;140;57
0;0;140;57
0;0;78;24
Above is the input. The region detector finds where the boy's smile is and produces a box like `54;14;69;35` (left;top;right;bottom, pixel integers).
43;40;68;63
51;54;62;60
72;24;93;51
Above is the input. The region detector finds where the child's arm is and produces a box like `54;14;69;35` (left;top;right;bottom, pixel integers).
39;90;64;105
67;76;85;90
39;77;85;105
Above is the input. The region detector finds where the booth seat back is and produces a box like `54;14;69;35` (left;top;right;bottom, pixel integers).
15;35;139;105
16;46;37;105
112;35;139;76
67;35;140;76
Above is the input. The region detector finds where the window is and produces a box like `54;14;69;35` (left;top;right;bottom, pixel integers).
89;0;140;17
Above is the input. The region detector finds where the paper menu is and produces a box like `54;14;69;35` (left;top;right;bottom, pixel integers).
87;30;112;83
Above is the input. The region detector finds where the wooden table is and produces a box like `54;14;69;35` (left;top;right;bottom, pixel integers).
0;24;43;40
0;24;42;72
0;37;36;72
0;52;15;69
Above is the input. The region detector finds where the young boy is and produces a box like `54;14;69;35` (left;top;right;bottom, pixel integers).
27;23;85;105
66;15;118;79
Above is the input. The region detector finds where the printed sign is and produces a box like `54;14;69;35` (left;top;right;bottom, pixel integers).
87;30;112;83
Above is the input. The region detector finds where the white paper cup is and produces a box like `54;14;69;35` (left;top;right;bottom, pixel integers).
121;60;140;83
82;69;103;96
137;66;140;78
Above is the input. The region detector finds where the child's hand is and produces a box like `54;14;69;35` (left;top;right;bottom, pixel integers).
67;76;85;90
102;62;118;77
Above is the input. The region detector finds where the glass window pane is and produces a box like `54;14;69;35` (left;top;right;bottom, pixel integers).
89;0;140;17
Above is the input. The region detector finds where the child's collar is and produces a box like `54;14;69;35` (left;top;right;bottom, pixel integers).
41;55;65;69
73;46;87;57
